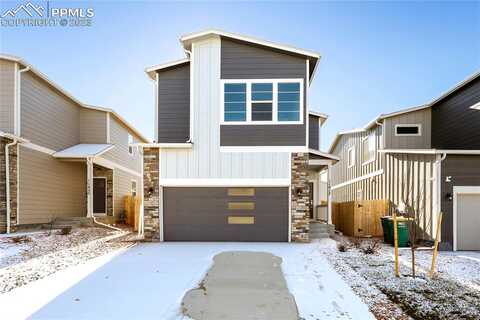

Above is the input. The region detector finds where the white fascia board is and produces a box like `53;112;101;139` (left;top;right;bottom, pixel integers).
309;159;336;166
429;70;480;106
220;146;308;153
0;131;29;143
180;29;321;59
308;148;340;161
331;169;384;190
134;143;193;149
379;149;480;155
145;58;190;79
160;178;290;187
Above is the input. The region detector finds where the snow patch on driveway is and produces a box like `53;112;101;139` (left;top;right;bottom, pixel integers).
1;242;374;320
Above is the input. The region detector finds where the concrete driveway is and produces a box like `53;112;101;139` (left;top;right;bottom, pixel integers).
0;241;374;320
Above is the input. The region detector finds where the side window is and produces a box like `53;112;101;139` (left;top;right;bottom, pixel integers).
362;131;376;164
224;83;246;122
347;147;355;168
128;134;134;155
278;82;300;121
131;180;137;197
395;124;421;136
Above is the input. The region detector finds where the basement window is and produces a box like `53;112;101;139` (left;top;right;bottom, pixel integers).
395;124;421;136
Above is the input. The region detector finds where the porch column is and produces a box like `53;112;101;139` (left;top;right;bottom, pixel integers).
327;163;333;224
86;158;94;217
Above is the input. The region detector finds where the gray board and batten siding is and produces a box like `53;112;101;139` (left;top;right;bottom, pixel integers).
220;38;307;147
309;114;320;150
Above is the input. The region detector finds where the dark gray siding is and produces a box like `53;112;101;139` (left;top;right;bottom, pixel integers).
163;187;289;241
432;77;480;149
157;63;190;143
220;38;307;147
309;114;319;150
440;155;480;250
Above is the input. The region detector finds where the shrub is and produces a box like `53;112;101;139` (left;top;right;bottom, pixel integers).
58;226;72;235
337;241;350;252
361;240;381;255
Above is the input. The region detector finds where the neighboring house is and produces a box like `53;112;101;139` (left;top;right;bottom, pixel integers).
329;71;480;251
0;54;148;233
141;29;338;242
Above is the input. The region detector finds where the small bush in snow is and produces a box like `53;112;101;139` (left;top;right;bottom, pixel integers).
9;236;31;244
58;226;72;235
337;241;350;252
350;237;363;249
361;240;381;255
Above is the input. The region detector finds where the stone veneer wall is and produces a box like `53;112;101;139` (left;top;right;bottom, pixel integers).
143;148;160;241
93;164;113;216
0;137;18;233
291;152;310;242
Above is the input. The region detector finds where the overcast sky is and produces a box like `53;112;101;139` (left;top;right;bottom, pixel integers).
1;1;479;150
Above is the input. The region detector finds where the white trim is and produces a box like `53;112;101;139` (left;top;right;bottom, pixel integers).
13;63;19;135
159;178;290;187
94;157;142;178
127;133;134;156
16;144;20;225
347;146;355;168
106;113;110;143
288;152;292;243
158;148;164;241
309;110;328;119
145;58;190;79
453;186;480;251
188;42;194;143
135;143;193;149
394;124;422;137
331;169;384;190
180;29;321;60
220;146;308;153
429;71;480;107
154;72;159;141
379;149;480;155
470;102;480;110
305;59;309;149
93;177;107;215
86;158;94;217
22;142;56;155
361;131;376;166
220;78;304;125
309;159;336;166
53;144;114;159
308;149;340;161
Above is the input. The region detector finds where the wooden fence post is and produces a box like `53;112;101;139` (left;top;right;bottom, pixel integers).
393;211;400;277
429;212;443;278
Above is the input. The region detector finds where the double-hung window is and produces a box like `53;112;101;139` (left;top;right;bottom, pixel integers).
222;79;303;124
362;130;376;164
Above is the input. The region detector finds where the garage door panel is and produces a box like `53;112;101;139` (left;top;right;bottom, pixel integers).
457;194;480;251
163;187;288;242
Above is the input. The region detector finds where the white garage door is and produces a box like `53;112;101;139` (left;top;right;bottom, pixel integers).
456;193;480;251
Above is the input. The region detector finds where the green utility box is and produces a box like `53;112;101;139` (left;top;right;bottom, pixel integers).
381;216;411;247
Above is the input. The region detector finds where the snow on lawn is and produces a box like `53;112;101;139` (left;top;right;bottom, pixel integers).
0;227;131;293
319;235;480;320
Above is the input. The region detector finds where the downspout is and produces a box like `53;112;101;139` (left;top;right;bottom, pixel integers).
5;138;18;234
375;119;384;149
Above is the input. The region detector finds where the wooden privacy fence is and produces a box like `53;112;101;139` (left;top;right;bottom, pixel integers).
332;199;391;237
124;195;141;231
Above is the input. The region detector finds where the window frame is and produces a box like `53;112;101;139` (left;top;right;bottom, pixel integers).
347;146;355;168
128;133;134;156
131;180;137;197
220;78;304;125
394;124;422;137
362;131;376;166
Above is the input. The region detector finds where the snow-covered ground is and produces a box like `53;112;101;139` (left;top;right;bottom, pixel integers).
0;227;130;293
0;241;375;320
320;235;480;320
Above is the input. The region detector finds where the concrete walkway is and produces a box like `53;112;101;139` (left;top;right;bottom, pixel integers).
0;241;375;320
183;251;298;320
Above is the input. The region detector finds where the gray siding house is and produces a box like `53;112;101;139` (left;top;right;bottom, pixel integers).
141;30;338;242
0;54;148;233
329;72;480;251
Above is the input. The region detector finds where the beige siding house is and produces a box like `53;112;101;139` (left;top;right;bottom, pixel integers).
0;54;148;232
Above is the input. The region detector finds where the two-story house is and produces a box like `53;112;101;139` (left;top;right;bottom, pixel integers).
329;71;480;251
141;30;338;242
0;54;148;233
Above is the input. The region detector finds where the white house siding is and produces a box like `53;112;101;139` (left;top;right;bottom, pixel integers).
0;59;15;134
331;128;437;238
102;115;142;173
160;36;290;180
18;146;86;225
113;168;141;216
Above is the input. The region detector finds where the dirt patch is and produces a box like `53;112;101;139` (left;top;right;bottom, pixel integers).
182;251;299;320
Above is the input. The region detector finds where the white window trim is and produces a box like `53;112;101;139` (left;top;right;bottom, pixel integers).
128;133;134;156
453;186;480;251
347;146;355;168
361;132;376;166
131;179;137;197
220;78;304;125
395;124;422;137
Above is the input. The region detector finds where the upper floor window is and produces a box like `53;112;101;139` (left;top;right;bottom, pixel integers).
395;124;421;136
128;134;134;155
221;79;303;124
347;146;355;168
362;130;376;164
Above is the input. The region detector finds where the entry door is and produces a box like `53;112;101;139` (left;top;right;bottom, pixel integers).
93;177;107;214
456;193;480;251
308;182;314;219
